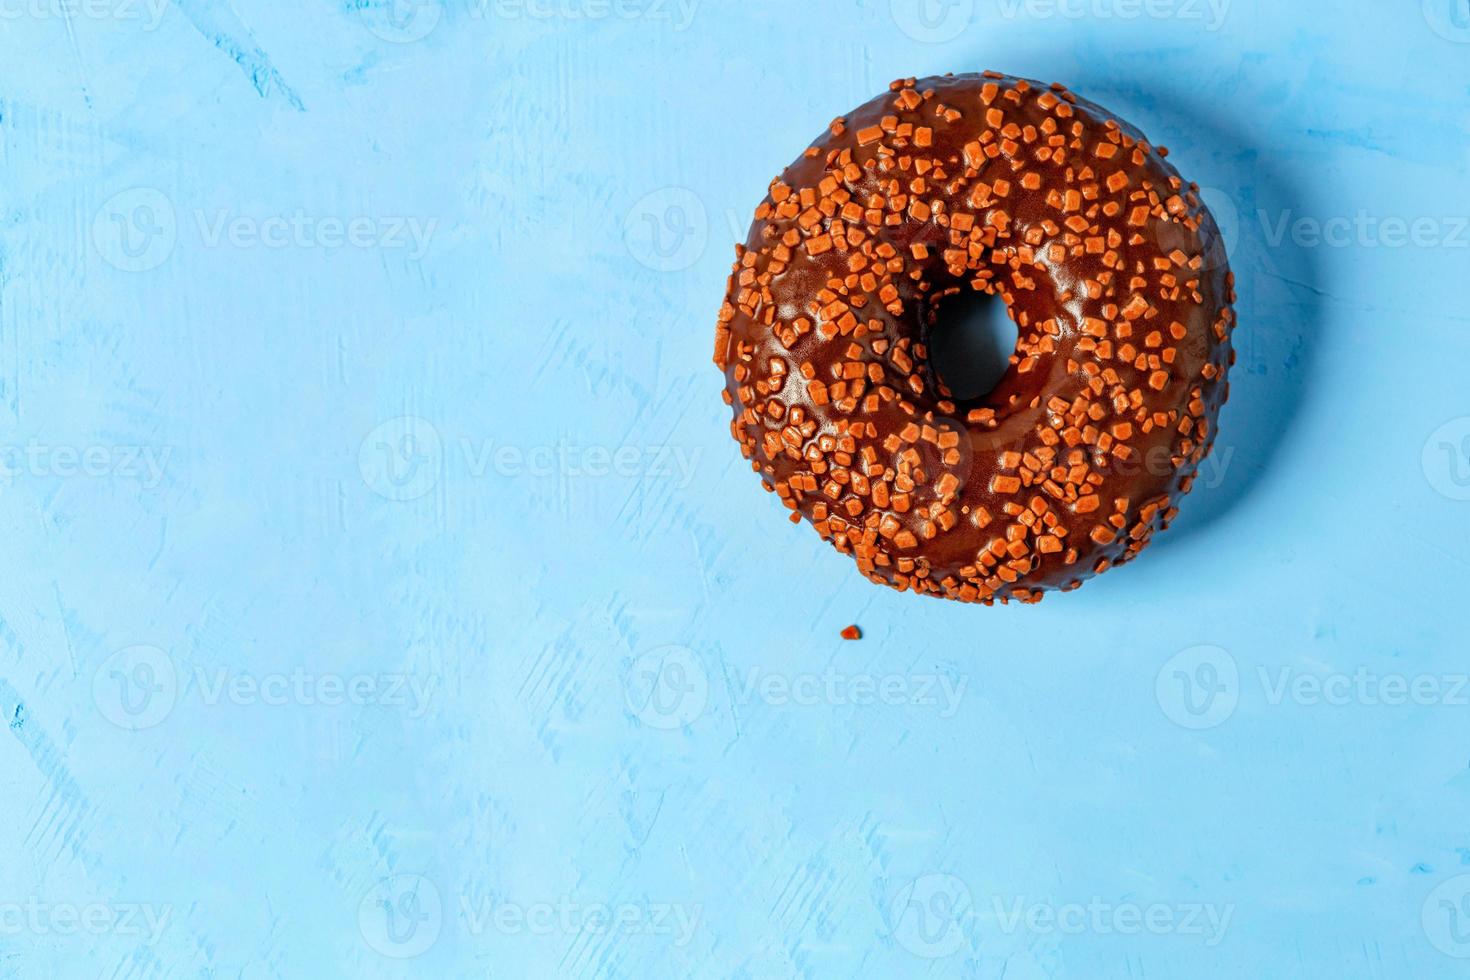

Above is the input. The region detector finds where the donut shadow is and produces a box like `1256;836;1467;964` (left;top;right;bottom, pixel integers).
1054;74;1322;555
936;61;1323;566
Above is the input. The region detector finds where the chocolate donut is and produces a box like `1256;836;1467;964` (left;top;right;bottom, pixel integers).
715;72;1236;604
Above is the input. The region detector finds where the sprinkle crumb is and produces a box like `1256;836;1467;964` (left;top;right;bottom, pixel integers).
840;625;862;640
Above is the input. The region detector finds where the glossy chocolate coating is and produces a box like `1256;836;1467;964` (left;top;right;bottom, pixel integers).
715;73;1236;604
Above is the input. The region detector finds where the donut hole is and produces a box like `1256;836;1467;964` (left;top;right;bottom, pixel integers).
927;289;1020;402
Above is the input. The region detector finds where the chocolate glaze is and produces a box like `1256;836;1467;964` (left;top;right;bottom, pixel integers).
715;73;1236;604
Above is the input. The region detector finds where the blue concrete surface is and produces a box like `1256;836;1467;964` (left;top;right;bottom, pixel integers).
1;0;1469;976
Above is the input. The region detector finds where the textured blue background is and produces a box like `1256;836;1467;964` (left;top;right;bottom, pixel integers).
1;0;1469;976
